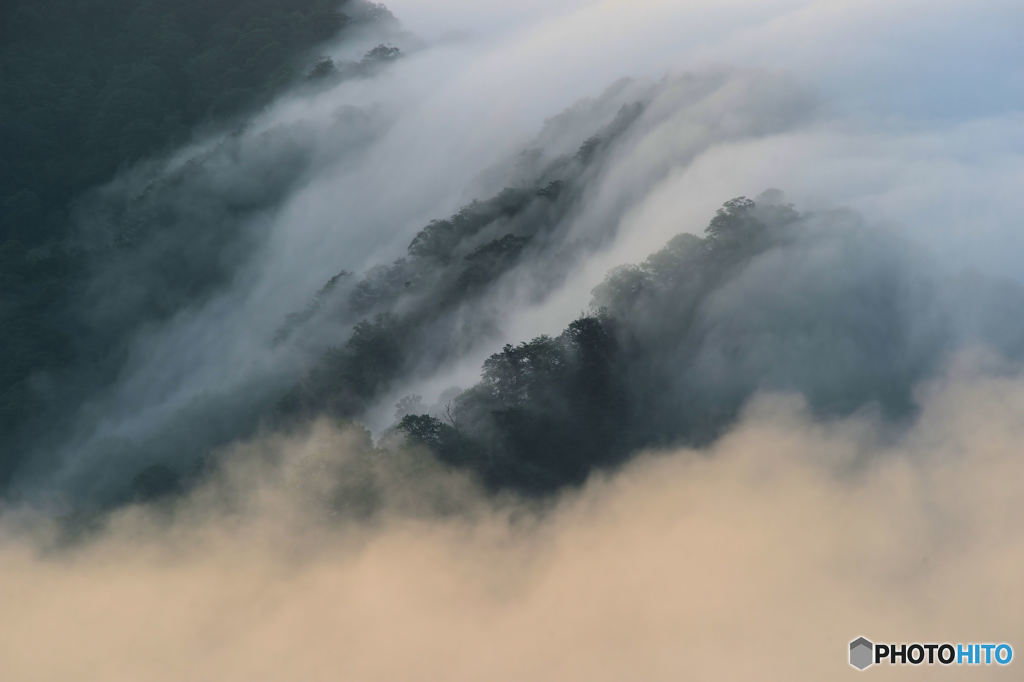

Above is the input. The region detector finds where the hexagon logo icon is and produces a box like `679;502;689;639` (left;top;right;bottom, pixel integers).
850;636;874;670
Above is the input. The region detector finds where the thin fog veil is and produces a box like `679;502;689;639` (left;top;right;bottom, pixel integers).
4;0;1024;677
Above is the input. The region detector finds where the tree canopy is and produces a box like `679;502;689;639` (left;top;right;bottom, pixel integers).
0;0;383;483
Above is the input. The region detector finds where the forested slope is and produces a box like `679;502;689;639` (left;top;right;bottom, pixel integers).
0;0;388;483
0;0;386;239
395;196;1024;493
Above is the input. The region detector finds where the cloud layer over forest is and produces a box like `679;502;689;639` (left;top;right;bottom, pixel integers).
4;0;1020;504
2;0;1023;677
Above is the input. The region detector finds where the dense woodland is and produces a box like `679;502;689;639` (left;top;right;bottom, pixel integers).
395;197;942;491
274;185;1024;496
280;186;1024;496
272;102;646;422
0;0;383;245
0;0;389;483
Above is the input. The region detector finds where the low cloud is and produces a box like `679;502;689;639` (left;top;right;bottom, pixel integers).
2;352;1021;681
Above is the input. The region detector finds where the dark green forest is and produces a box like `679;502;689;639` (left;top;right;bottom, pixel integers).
395;197;944;492
0;0;381;244
280;189;1024;496
0;0;389;483
275;103;645;424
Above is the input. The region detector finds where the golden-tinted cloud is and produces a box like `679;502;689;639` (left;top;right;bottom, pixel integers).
2;353;1021;681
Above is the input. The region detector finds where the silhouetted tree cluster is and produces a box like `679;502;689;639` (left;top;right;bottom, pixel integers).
393;195;970;494
278;106;649;421
305;44;402;82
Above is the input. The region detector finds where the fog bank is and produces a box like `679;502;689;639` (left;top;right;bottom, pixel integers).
2;353;1021;680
